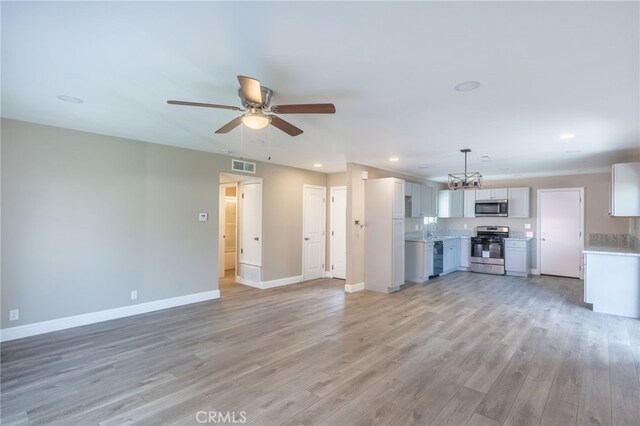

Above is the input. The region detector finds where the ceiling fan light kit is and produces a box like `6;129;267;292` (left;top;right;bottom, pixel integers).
448;148;483;190
167;75;335;137
242;111;271;130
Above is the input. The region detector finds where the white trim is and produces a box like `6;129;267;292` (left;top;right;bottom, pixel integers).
529;268;540;275
0;290;220;342
536;187;585;279
324;270;333;278
237;275;304;290
344;282;365;293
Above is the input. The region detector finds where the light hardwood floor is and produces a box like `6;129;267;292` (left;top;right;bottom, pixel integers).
2;272;640;425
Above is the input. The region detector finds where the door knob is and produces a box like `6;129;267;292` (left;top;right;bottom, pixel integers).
254;237;259;241
541;238;546;241
304;237;310;241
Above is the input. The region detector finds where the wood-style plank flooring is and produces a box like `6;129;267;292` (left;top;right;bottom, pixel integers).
2;271;640;425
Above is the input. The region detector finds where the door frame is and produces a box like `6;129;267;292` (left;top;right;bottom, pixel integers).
536;187;584;279
329;186;347;279
302;184;327;281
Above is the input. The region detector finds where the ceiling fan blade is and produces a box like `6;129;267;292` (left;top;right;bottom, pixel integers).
270;115;303;136
271;103;336;114
167;100;243;111
215;116;243;134
237;75;263;105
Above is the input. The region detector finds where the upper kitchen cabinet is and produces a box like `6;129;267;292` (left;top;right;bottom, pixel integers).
438;190;463;218
463;190;476;218
421;185;438;217
611;162;640;217
476;188;508;200
508;187;531;218
392;179;405;218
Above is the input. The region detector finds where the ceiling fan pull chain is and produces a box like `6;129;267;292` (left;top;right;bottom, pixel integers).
267;125;271;161
240;122;244;159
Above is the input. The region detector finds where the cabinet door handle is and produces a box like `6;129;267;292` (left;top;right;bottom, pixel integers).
254;237;260;241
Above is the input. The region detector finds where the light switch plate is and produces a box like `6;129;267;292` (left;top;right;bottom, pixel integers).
361;171;368;180
199;212;208;222
463;224;468;229
524;223;531;229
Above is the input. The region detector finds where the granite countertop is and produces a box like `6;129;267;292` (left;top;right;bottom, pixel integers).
583;244;640;257
405;236;462;242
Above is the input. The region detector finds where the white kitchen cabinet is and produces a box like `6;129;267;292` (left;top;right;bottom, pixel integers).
463;190;476;218
505;238;530;276
508;187;531;218
421;186;438;217
476;188;508;200
443;239;460;274
365;178;406;293
392;179;405;219
610;162;640;217
459;237;470;270
404;182;412;197
407;183;421;217
438;190;463;218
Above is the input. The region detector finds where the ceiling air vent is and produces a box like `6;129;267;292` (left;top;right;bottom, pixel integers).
231;159;256;174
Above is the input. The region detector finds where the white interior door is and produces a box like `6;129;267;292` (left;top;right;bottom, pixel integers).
303;185;326;281
240;181;262;267
538;188;583;278
330;187;347;280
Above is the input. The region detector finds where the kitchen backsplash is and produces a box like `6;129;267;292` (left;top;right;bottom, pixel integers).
589;233;640;249
405;228;527;239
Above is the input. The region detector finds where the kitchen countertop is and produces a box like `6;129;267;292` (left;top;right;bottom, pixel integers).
405;236;462;242
583;244;640;257
505;237;533;241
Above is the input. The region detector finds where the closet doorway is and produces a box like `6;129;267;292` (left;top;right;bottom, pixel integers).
219;183;238;280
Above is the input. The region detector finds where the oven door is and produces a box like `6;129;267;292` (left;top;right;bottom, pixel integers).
470;240;504;265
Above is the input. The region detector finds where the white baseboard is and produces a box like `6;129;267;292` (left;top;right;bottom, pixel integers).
324;270;333;278
530;268;540;275
0;290;220;342
237;275;303;290
344;282;365;293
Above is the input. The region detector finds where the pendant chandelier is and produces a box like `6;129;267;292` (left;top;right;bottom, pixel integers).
448;149;483;190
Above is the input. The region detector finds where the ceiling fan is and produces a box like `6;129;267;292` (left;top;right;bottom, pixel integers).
167;75;336;137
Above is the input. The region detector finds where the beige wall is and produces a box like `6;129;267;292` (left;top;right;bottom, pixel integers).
345;163;440;285
1;119;326;328
631;218;640;240
439;172;630;268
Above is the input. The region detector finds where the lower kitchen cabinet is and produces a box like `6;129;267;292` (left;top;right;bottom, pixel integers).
405;241;433;283
505;238;530;276
443;239;460;274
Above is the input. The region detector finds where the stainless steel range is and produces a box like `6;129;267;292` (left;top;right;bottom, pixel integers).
470;226;509;275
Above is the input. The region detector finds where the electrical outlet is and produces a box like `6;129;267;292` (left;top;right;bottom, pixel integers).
463;224;468;229
131;290;138;300
9;309;19;321
525;224;531;229
199;212;208;222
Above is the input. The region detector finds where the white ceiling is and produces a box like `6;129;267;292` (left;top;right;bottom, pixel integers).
2;1;639;181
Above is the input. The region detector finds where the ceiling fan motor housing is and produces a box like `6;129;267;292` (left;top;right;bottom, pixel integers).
238;86;273;109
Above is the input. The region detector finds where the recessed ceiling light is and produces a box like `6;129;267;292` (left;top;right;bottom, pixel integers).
559;132;575;140
498;168;510;171
56;95;83;103
389;157;399;162
219;149;233;154
417;165;429;169
313;163;322;168
250;139;265;145
565;150;581;154
578;168;589;172
454;81;481;92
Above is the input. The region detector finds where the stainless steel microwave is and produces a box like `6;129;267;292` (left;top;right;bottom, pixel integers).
475;199;508;217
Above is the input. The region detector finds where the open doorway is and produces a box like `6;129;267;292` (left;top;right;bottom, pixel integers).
219;173;263;295
219;183;238;281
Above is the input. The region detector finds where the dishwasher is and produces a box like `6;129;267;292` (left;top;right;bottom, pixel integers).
432;241;444;278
